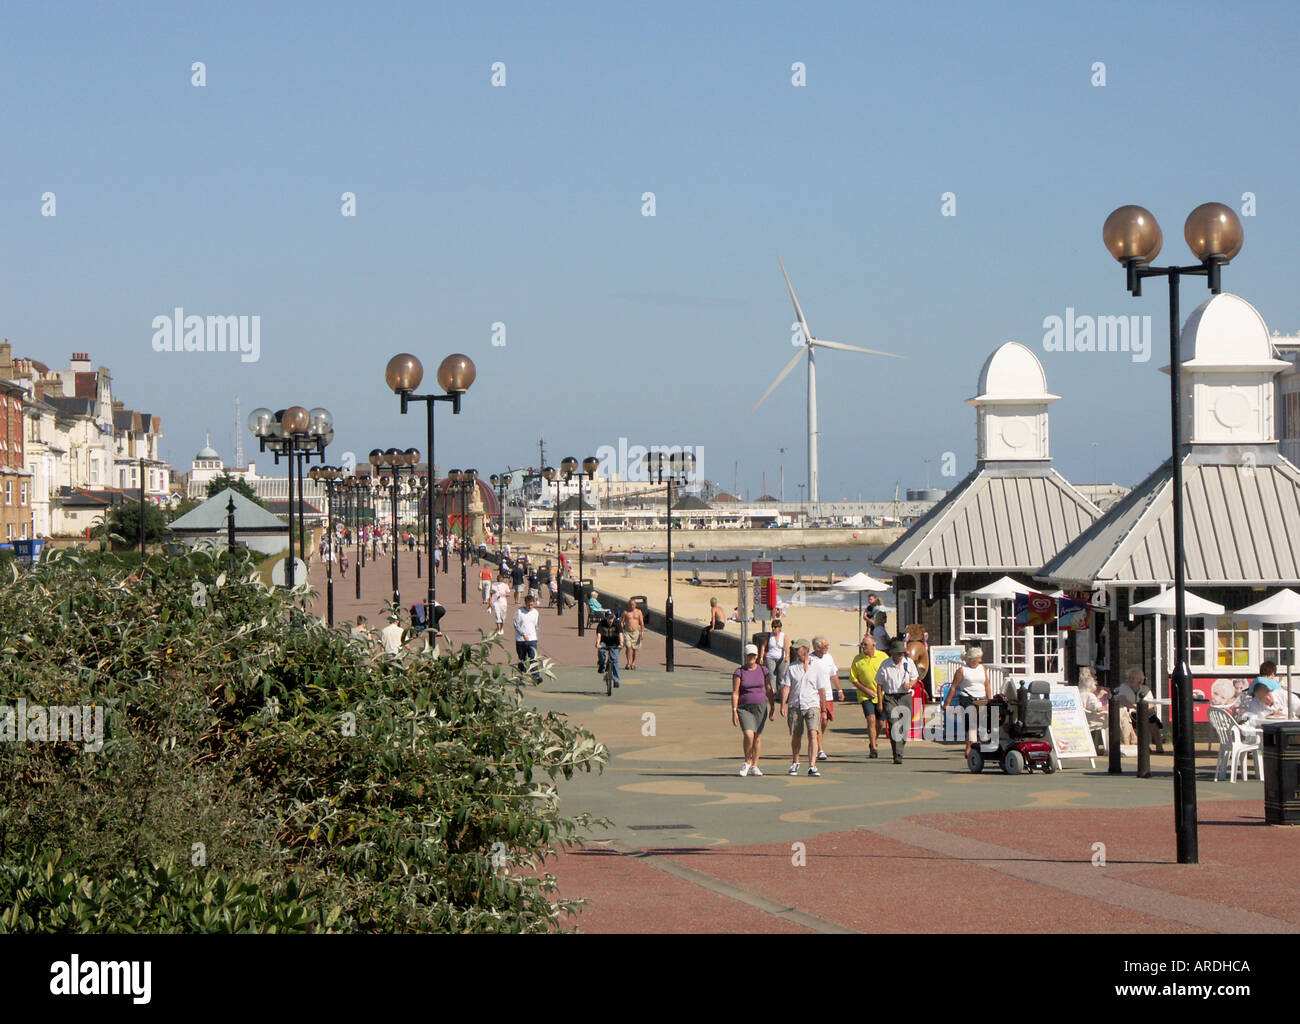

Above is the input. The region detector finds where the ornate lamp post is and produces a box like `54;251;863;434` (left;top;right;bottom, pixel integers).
370;447;420;605
490;473;509;557
559;457;600;636
246;405;332;588
385;352;474;624
308;464;343;626
541;466;564;616
1102;201;1244;865
647;450;695;672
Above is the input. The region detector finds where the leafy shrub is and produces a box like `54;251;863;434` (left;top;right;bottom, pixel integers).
0;548;607;932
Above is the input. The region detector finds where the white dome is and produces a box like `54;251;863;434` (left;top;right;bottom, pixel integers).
971;341;1058;404
195;445;220;460
1178;293;1281;368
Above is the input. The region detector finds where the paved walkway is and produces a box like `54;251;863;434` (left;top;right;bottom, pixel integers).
304;555;1300;933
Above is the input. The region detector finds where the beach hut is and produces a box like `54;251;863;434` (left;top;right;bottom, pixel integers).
873;342;1101;680
1037;293;1300;702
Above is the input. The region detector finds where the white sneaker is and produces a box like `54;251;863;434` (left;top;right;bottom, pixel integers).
749;765;763;776
808;766;820;777
738;764;750;777
788;763;799;775
817;750;828;761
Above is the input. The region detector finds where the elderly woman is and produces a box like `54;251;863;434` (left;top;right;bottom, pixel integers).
1077;668;1106;752
940;645;989;759
732;644;771;776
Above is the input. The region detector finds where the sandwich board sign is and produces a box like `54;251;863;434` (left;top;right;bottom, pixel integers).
1045;683;1097;768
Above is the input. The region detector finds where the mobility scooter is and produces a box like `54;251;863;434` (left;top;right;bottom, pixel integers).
967;679;1055;775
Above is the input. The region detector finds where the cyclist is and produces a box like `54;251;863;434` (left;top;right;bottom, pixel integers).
595;607;623;689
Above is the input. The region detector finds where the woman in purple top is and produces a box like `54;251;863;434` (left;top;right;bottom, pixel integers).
732;644;772;776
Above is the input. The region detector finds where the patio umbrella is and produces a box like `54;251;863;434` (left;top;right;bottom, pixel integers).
965;576;1033;600
1130;590;1226;617
1236;588;1300;720
831;571;890;640
1130;589;1225;706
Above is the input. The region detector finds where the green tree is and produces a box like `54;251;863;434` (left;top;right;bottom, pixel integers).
207;473;264;507
0;547;606;932
105;501;169;546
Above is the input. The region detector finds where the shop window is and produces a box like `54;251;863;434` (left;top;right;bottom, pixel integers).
997;600;1026;669
1263;624;1294;669
1215;618;1250;668
1185;622;1208;667
962;597;990;638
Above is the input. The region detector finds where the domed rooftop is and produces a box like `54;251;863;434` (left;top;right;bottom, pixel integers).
969;341;1059;406
195;445;220;460
1176;292;1288;370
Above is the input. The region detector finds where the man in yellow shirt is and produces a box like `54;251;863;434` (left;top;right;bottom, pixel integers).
850;634;889;758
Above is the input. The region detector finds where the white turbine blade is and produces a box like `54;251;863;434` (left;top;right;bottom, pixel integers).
778;253;812;342
812;338;904;359
750;347;806;415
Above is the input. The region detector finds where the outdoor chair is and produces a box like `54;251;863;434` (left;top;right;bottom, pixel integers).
1208;705;1263;783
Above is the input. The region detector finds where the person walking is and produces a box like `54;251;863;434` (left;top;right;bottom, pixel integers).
732;644;771;776
621;600;645;671
594;608;623;690
338;550;349;579
511;559;526;602
762;618;790;720
780;639;829;777
850;634;888;758
811;636;844;761
877;640;919;764
479;564;493;605
871;611;891;650
940;646;989;760
513;593;542;682
489;576;511;635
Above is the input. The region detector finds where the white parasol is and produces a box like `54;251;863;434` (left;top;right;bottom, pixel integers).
832;571;891;640
1235;588;1300;719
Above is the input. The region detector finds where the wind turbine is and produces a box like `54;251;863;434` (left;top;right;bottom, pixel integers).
751;255;903;504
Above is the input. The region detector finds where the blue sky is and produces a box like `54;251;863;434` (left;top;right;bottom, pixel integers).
2;0;1298;499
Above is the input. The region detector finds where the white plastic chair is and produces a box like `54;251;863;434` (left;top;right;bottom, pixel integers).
1208;706;1263;783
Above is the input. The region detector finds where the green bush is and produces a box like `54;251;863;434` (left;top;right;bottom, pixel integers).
0;548;607;932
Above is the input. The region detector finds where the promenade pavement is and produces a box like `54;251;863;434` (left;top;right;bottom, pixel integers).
304;552;1300;934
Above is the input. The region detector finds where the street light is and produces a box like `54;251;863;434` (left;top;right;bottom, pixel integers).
247;403;331;588
307;464;343;626
370;446;420;606
1102;200;1244;865
560;456;599;636
647;449;696;671
385;352;474;623
541;466;564;616
490;472;511;557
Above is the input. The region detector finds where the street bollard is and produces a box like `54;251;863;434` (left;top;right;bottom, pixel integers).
1136;693;1152;778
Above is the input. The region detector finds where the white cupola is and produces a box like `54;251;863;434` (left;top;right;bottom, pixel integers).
1168;293;1289;445
968;341;1058;462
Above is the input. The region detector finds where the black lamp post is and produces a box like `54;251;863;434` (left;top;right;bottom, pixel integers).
490;473;509;557
1102;201;1244;866
560;456;600;636
370;447;420;607
246;405;332;588
647;450;696;672
448;468;476;603
385;352;474;625
308;464;342;626
541;466;564;616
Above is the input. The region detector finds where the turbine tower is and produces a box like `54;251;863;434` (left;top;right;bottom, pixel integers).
751;255;903;504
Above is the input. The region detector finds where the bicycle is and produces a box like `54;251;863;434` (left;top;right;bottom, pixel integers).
604;655;615;697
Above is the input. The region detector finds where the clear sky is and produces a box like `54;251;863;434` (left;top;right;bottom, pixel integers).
3;0;1298;499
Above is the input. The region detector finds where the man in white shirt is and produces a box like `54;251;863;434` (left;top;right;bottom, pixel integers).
513;594;542;681
811;636;844;762
871;612;891;651
379;614;405;658
876;640;919;763
780;639;829;777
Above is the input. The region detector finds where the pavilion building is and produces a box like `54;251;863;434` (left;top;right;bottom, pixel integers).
1038;293;1300;698
874;341;1101;681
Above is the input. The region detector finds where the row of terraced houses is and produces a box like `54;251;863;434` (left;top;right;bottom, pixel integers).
0;342;169;542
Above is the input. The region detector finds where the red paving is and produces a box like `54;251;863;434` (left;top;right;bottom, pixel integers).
549;801;1300;933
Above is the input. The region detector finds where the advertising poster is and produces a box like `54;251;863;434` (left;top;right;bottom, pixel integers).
1046;684;1097;763
929;645;965;703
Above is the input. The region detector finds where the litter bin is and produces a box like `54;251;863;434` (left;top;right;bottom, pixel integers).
1262;721;1300;825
